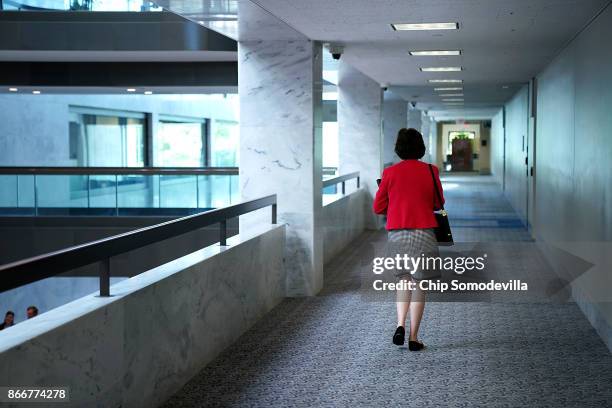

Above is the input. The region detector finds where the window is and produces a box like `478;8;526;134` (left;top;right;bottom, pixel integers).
155;116;207;167
210;120;239;167
69;107;146;167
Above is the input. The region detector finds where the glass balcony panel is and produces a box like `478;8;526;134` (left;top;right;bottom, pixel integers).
116;175;157;209
36;175;89;212
88;175;118;209
159;175;198;208
17;175;36;208
0;175;18;207
197;175;231;209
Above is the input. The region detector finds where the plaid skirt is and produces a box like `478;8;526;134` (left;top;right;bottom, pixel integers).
386;228;440;279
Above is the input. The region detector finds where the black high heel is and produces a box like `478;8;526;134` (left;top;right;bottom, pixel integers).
408;340;425;351
393;326;405;345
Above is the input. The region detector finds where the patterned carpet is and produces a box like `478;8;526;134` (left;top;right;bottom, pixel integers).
163;175;612;407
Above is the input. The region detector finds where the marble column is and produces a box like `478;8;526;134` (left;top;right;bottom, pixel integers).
238;14;323;296
382;94;408;165
420;112;431;163
407;107;423;131
337;62;383;229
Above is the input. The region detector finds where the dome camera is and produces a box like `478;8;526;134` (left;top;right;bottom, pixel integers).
326;44;344;60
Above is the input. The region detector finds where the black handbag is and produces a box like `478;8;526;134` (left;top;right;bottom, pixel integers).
428;164;454;245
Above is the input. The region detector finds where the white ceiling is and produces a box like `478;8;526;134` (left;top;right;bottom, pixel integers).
250;0;610;118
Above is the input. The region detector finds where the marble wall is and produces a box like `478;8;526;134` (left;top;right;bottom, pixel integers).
238;35;324;296
0;225;286;407
321;189;366;265
0;219;237;319
338;62;383;230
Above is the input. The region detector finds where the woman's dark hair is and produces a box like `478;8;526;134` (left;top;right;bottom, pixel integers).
394;128;426;160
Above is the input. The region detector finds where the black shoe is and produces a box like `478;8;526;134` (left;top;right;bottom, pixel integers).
408;340;425;351
393;326;405;345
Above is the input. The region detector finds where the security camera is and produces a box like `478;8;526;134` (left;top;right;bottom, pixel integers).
326;44;344;60
409;101;417;109
381;83;389;92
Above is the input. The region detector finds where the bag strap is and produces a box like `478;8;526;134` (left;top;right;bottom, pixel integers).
428;164;444;210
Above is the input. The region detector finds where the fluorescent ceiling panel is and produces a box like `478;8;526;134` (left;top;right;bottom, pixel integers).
429;79;463;83
392;22;458;31
420;67;462;72
409;50;461;56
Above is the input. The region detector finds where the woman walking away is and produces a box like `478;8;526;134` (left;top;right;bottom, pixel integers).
373;128;445;351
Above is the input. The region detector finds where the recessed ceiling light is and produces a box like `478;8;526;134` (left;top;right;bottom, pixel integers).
442;98;464;102
8;87;18;92
409;50;461;56
444;102;464;105
502;85;510;89
32;90;41;94
439;93;464;97
126;88;136;92
429;79;463;83
420;67;462;72
434;87;463;91
144;91;153;95
391;22;458;31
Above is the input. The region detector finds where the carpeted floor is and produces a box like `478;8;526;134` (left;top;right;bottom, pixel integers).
163;175;612;407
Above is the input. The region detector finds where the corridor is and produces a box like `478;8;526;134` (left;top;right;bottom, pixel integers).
163;175;612;407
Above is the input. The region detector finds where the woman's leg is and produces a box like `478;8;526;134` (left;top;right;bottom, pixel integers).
408;286;425;341
396;278;411;327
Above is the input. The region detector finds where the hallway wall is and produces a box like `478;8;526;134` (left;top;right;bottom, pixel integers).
536;2;612;349
503;86;529;222
492;3;612;350
491;110;505;187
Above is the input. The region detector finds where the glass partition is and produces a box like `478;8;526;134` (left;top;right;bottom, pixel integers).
0;172;236;216
1;0;162;11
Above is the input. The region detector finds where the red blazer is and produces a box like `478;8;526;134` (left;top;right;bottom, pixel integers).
373;160;445;230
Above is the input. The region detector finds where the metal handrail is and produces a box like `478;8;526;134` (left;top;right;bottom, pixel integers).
322;166;337;176
0;167;238;176
322;171;360;195
0;195;277;296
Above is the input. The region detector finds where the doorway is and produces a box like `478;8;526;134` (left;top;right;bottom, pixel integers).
447;131;476;171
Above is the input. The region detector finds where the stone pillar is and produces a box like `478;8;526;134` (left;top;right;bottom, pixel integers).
382;94;408;166
337;62;383;229
407;108;422;131
420;112;432;163
238;21;323;296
